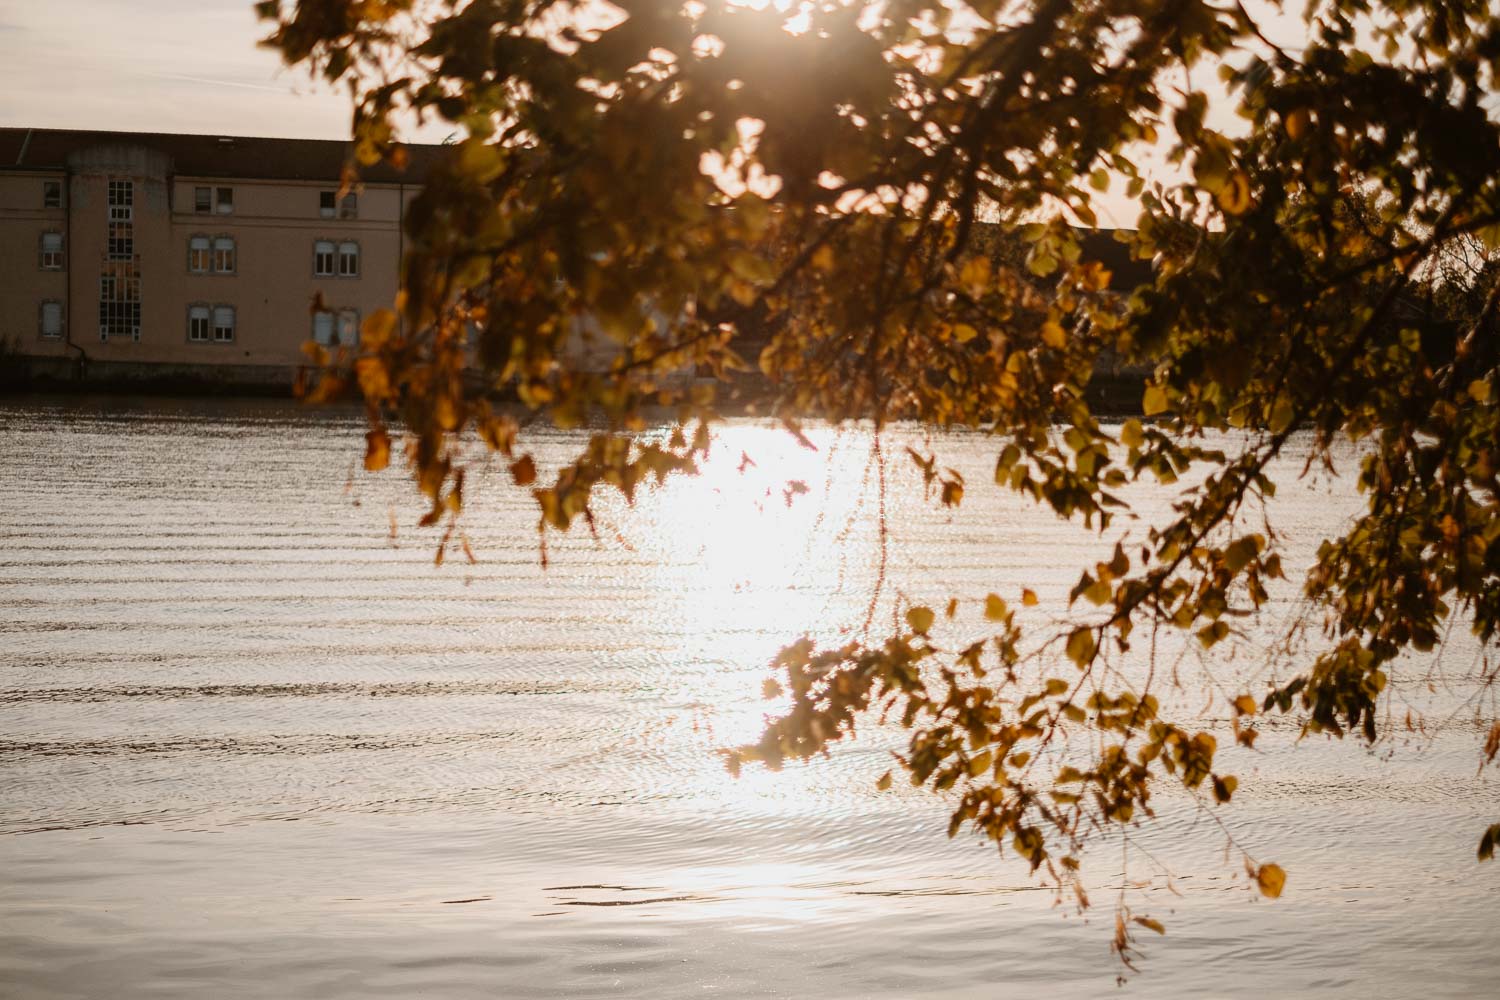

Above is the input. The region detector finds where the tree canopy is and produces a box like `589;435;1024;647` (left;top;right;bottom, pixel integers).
258;0;1500;962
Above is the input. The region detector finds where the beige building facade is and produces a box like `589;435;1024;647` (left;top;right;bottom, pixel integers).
1;128;442;389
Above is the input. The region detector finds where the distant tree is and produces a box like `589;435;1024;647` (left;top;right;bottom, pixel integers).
259;0;1500;961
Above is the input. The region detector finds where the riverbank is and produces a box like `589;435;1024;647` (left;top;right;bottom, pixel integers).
2;356;1154;416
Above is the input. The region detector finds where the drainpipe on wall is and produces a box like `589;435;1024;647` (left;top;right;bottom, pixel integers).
63;162;88;380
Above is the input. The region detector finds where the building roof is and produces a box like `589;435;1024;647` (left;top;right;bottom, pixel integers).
0;127;446;184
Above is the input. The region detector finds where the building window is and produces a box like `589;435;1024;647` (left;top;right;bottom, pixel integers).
107;179;135;260
314;240;336;277
98;266;141;342
213;236;236;274
39;231;64;270
189;235;210;273
337;309;360;346
108;180;133;222
43;181;62;209
338;241;360;277
312;309;335;345
213;305;236;343
188;304;211;342
107;225;133;260
317;191;357;219
215;187;234;214
40;300;63;339
194;186;211;213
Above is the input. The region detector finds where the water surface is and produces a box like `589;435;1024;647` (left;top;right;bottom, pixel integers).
1;396;1496;998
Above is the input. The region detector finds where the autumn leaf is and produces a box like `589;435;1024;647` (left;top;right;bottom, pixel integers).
364;429;390;472
1065;628;1096;668
510;455;537;486
906;606;935;635
1255;863;1287;899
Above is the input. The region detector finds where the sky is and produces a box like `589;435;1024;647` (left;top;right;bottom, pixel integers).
0;0;355;139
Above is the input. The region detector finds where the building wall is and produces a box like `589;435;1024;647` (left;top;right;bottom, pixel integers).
0;140;416;382
0;170;69;358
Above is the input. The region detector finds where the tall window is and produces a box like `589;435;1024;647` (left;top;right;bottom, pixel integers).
107;225;133;259
212;305;236;343
108;180;133;222
213;236;236;274
215;187;234;214
319;191;336;218
43;181;61;208
188;304;211;342
339;193;358;219
98;268;141;342
189;235;211;273
338;241;360;277
194;186;211;213
314;240;336;277
107;179;134;261
313;309;335;345
39;232;64;270
40;301;63;339
337;309;360;346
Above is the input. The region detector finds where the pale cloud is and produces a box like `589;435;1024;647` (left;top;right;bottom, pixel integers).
0;0;350;138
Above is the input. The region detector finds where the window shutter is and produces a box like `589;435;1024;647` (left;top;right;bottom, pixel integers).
41;302;62;337
314;311;334;345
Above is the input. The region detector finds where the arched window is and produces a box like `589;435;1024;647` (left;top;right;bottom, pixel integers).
337;309;360;346
40;301;63;339
188;235;211;273
188;305;211;342
39;232;63;270
212;305;236;343
213;236;236;274
312;309;334;345
314;240;335;277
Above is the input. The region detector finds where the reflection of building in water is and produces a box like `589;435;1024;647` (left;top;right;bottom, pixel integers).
0;127;442;390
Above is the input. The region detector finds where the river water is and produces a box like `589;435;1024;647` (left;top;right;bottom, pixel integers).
1;396;1496;999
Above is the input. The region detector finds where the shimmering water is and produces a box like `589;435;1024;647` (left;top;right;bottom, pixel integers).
1;396;1496;999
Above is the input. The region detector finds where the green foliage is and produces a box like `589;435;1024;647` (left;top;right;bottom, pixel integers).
261;0;1500;958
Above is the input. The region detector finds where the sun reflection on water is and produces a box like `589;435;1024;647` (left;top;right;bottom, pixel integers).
611;421;890;810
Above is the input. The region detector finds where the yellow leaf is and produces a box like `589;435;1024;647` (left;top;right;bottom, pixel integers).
1021;588;1039;607
876;771;892;791
1233;694;1257;716
1065;628;1096;667
509;455;537;486
364;429;390;472
1284;108;1309;139
1143;385;1169;416
360;308;398;348
1040;320;1067;350
1269;396;1296;433
945;597;959;619
1120;418;1144;449
906;606;935;634
1217;170;1253;214
968;751;993;776
953;323;978;344
1255;863;1286;899
1133;916;1166;935
984;593;1007;621
960;256;991;292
